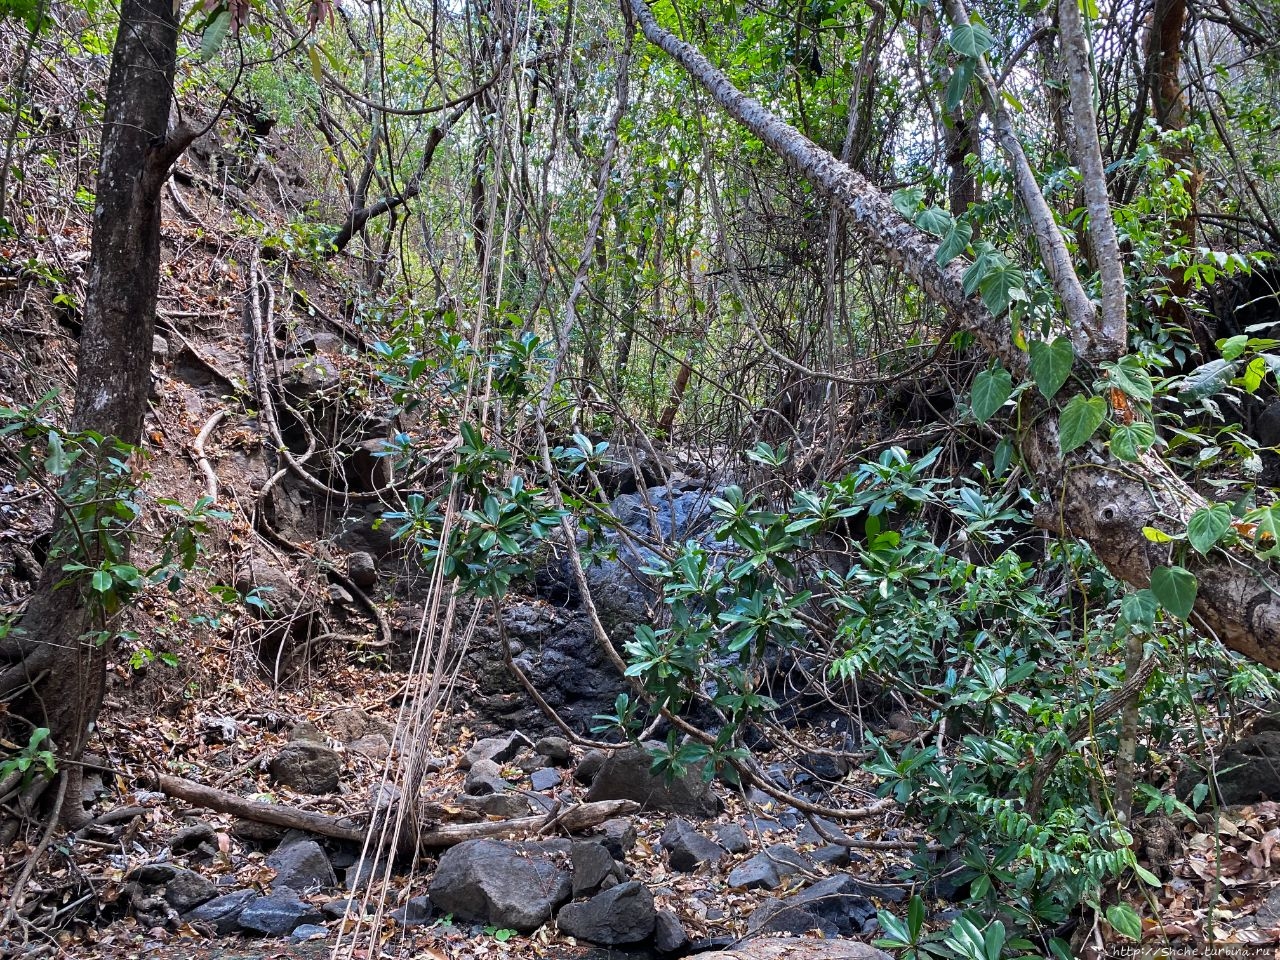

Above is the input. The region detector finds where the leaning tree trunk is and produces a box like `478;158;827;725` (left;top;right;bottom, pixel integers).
626;0;1280;671
0;0;193;825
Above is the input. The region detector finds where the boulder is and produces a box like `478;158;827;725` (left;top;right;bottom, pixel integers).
660;819;725;871
463;732;532;770
653;908;690;954
348;734;391;760
184;889;259;935
291;924;328;941
389;896;434;926
715;823;752;854
237;891;325;936
1203;731;1280;804
715;938;892;960
347;552;377;588
536;736;573;765
556;881;656;946
747;876;877;937
271;741;342;794
592;818;637;860
585;745;721;817
571;841;624;897
159;869;217;912
428;839;572;932
727;845;815;891
531;768;562;791
169;823;218;859
575;749;607;785
267;839;336;892
327;706;393;743
455;792;532;819
288;721;325;743
464;757;513;796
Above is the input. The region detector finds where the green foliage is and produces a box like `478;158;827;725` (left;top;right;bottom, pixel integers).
0;727;57;786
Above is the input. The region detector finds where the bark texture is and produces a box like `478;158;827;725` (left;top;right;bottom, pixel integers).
627;0;1280;670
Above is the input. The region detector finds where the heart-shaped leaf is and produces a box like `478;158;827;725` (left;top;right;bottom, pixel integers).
1151;564;1197;620
1187;503;1233;555
1058;394;1107;454
1029;336;1074;400
971;364;1013;424
1110;421;1155;461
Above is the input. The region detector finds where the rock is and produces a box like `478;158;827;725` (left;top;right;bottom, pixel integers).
571;841;624;897
1255;884;1280;927
455;792;532;819
347;552;377;588
1201;731;1280;805
575;749;607;785
585;745;721;817
556;881;656;946
169;823;218;858
428;839;572;932
592;818;637;860
231;819;286;846
715;938;892;960
237;891;325;936
727;845;814;891
288;721;324;743
321;898;368;920
518;751;552;773
749;903;839;938
715;823;751;854
810;844;853;868
531;768;562;791
267;839;336;892
271;741;342;794
389;896;434;926
184;889;259;935
749;876;877;937
291;924;328;941
653;908;690;954
660;819;726;871
153;334;170;361
159;869;217;912
348;734;391;760
797;817;848;845
327;706;392;743
536;736;573;764
343;856;389;892
464;757;513;796
798;752;851;782
463;732;533;769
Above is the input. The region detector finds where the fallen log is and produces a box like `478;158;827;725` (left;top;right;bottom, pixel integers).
156;774;638;849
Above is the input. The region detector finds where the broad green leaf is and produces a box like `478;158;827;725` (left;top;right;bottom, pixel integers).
201;9;231;61
949;21;993;58
1179;358;1238;401
1187;503;1232;555
1029;336;1074;400
915;207;952;236
1105;359;1154;401
971;364;1013;423
936;219;972;266
1058;394;1107;453
1151;565;1197;620
945;59;974;112
891;187;924;218
1110;421;1156;461
1106;904;1143;942
1120;589;1158;628
91;569;112;593
979;262;1025;315
1219;334;1249;361
44;430;68;476
1242;354;1267;393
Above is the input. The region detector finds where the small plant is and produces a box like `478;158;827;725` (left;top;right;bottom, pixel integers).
0;727;57;787
482;924;516;942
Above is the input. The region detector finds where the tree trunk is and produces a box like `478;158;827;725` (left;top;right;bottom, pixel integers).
0;0;193;824
626;0;1280;671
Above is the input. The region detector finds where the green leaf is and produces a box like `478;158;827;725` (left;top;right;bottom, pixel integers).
1187;503;1232;555
201;9;231;61
1142;526;1175;543
1219;334;1249;361
915;207;952;237
936;219;972;266
1028;336;1074;400
978;262;1025;315
891;187;924;219
1120;589;1158;628
1058;394;1107;453
1242;354;1267;393
945;59;975;112
949;21;993;58
90;570;113;593
1110;421;1156;461
1106;904;1143;942
1151;565;1197;620
971;364;1013;423
1179;358;1238;401
1105;358;1154;402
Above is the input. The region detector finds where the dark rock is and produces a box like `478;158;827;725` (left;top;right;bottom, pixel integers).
184;889;259;935
465;757;514;796
428;839;572;931
291;924;328;941
531;768;563;791
321;898;368;920
536;736;573;764
389;896;434;926
463;732;533;770
592;818;637;860
653;908;690;954
797;752;851;783
575;750;607;785
727;845;814;891
169;823;218;858
760;875;878;936
288;721;324;743
231;819;286;846
238;891;325;936
455;792;532;819
160;869;217;912
748;903;839;938
585;745;721;817
715;823;751;854
343;856;389;892
348;734;391;760
271;741;342;794
810;844;852;868
572;841;624;897
347;552;377;588
129;863;180;885
1201;731;1280;805
327;706;393;743
518;751;552;773
556;881;656;946
267;839;336;892
660;819;726;871
796;817;848;845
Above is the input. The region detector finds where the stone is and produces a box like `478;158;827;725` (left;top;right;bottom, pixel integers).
715;823;751;854
347;552;377;588
797;752;851;783
555;881;656;946
810;844;852;869
463;732;533;769
536;736;573;764
796;817;849;845
587;818;636;861
717;940;892;960
237;891;325;936
169;823;218;858
288;721;324;742
749;875;877;937
389;895;434;926
231;819;287;846
531;768;562;791
321;898;367;920
183;889;258;935
348;734;391;760
571;841;624;897
291;924;328;941
267;839;336;893
585;745;721;817
653;908;690;954
1199;731;1280;805
464;757;513;796
153;334;170;361
575;749;607;785
660;819;726;872
159;869;217;912
748;903;839;938
327;706;393;743
727;845;814;891
428;839;572;932
271;741;342;794
455;792;532;819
